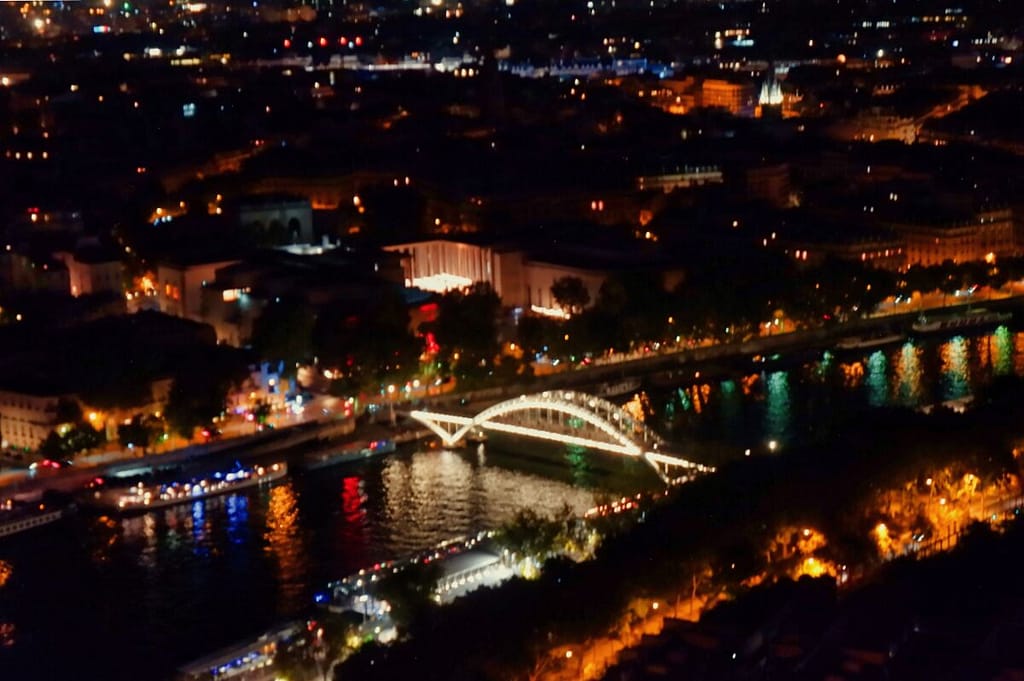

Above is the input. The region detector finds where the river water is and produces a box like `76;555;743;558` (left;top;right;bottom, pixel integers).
0;448;607;680
2;326;1023;680
659;325;1024;461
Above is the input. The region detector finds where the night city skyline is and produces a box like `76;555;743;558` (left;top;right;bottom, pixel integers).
2;0;1024;679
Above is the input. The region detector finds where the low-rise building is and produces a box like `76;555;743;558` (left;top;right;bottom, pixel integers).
0;251;69;295
637;166;724;193
889;207;1016;266
0;386;69;452
745;163;791;208
829;108;920;144
56;245;124;297
780;232;906;270
158;255;242;321
0;312;218;451
237;195;315;245
199;246;405;346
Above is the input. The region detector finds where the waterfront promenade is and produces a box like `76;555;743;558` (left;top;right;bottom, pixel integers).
4;286;1023;500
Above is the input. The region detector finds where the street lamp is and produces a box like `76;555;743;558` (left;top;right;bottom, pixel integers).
387;384;396;426
925;476;936;528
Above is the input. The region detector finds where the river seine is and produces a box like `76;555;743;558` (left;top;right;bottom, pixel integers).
1;325;1023;680
0;449;604;680
659;326;1024;461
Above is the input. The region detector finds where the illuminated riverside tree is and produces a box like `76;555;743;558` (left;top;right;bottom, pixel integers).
497;507;566;571
429;282;501;386
866;465;1021;558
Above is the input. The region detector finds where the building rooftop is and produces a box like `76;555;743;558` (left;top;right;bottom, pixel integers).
436;549;502;580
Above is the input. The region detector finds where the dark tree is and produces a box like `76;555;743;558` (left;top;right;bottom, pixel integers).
550;276;591;316
250;298;316;373
252;400;272;424
905;264;943;295
164;348;250;438
54;398;82;425
496;507;565;560
274;612;355;681
516;315;561;356
39;424;104;459
314;287;422;393
117;414;163;453
430;282;501;384
374;560;442;631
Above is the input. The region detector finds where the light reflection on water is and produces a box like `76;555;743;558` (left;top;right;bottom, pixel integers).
191;499;207;556
895;341;924;407
667;326;1024;452
866;351;887;408
379;449;597;555
0;447;614;679
719;379;741;432
75;448;604;628
941;336;970;401
764;371;791;446
264;484;306;614
225;493;250;545
994;325;1013;376
1015;330;1024;375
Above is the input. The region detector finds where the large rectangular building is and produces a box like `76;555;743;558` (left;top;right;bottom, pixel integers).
384;238;682;317
384;240;527;305
0;388;67;452
890;208;1016;266
701;79;756;117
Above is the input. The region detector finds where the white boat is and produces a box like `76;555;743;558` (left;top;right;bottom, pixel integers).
176;621;303;681
0;499;64;538
912;309;1012;334
90;463;288;514
835;331;906;351
299;439;397;471
594;378;642;398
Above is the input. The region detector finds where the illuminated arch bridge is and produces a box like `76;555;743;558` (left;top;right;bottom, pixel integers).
409;391;715;483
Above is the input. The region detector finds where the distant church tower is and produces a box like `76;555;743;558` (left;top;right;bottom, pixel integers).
759;68;784;119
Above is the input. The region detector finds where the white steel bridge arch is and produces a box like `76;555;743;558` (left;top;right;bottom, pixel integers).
409;391;714;482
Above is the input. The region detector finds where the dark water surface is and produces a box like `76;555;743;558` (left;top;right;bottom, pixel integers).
0;449;603;680
3;325;1023;680
658;325;1024;461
